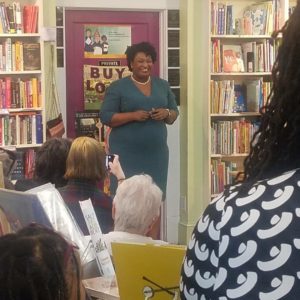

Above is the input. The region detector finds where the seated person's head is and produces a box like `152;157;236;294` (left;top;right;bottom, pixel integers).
0;223;83;300
35;138;72;187
113;174;162;236
64;136;106;183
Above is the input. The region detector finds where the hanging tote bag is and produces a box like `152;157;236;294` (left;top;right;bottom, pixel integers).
46;45;65;139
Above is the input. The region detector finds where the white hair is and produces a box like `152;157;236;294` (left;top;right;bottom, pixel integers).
113;174;162;234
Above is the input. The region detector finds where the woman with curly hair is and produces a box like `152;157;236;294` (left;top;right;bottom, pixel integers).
180;2;300;299
15;138;72;191
0;224;84;300
100;41;179;197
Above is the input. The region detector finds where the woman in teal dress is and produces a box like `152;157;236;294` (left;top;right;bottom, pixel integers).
99;42;179;196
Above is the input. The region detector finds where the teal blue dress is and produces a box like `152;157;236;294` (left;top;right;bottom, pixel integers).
99;76;179;196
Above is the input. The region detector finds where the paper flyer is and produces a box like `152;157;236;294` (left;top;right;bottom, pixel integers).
80;199;115;277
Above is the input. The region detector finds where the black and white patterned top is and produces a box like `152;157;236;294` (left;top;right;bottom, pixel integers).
180;168;300;300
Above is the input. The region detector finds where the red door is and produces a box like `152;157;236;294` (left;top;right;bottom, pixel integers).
65;10;160;137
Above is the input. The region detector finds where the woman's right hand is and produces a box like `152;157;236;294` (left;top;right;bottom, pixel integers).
133;110;151;122
109;155;125;181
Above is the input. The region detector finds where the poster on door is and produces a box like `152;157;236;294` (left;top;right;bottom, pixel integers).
84;24;131;58
83;64;131;110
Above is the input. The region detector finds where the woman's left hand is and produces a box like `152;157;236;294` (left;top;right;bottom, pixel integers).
150;108;169;121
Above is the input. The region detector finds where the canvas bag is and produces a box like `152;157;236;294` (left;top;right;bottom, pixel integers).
46;45;65;138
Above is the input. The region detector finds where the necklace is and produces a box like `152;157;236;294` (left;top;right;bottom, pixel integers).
131;74;151;85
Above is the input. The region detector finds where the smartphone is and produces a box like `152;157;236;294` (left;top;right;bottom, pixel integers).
105;154;115;170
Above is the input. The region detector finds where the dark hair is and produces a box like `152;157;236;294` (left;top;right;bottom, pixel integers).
0;224;81;300
125;41;157;71
34;138;72;187
242;4;300;184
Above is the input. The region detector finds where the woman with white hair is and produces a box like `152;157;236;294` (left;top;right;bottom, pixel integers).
103;173;167;255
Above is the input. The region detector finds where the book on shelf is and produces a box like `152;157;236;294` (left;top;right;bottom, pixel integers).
233;84;246;113
211;39;277;74
222;44;245;72
211;119;260;155
211;80;248;114
211;159;238;195
23;43;41;71
241;42;255;72
211;1;282;36
23;4;39;33
245;79;263;112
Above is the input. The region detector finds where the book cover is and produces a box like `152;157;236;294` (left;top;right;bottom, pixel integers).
233;84;247;112
222;45;245;72
246;3;268;35
111;242;186;300
23;5;32;33
6;4;15;34
75;110;100;139
23;43;41;71
0;188;51;235
246;79;262;112
31;6;38;33
241;42;254;72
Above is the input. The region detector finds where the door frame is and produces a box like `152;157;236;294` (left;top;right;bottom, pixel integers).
56;4;179;243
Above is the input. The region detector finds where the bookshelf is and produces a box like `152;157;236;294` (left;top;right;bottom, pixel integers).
0;0;55;181
0;0;45;149
209;0;291;196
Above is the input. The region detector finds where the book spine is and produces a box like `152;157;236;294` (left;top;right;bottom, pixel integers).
5;76;11;109
31;114;36;144
3;115;9;145
31;77;38;107
5;38;12;72
36;113;43;144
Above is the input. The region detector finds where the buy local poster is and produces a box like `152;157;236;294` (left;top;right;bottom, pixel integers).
83;64;131;110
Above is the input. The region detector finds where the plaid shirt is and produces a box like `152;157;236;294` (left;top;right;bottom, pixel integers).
58;179;113;235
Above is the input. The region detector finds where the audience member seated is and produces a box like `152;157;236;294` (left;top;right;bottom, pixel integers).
0;148;17;190
15;138;72;191
180;4;300;299
58;136;113;235
0;223;84;300
103;173;167;255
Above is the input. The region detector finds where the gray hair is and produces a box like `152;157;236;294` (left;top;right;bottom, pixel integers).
113;174;162;234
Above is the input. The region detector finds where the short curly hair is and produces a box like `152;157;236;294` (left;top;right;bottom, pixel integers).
34;138;72;187
125;41;157;71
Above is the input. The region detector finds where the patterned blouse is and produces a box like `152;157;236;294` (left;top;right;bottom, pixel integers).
180;168;300;300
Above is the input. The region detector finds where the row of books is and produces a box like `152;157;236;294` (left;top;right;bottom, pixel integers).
0;113;42;146
210;79;272;114
211;39;279;73
11;148;35;180
211;159;237;194
0;39;41;72
211;0;282;35
211;119;260;155
0;77;41;109
0;2;38;34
